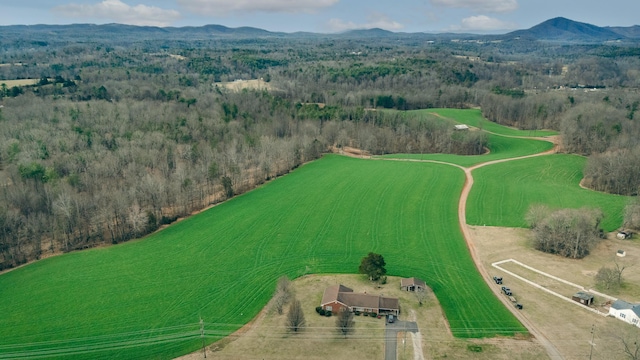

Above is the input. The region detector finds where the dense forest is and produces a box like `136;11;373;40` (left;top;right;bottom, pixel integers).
1;31;639;269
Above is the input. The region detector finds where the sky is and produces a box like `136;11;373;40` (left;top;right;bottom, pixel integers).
0;0;638;34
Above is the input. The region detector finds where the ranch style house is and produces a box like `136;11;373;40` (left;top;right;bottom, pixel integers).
609;299;640;327
321;285;399;316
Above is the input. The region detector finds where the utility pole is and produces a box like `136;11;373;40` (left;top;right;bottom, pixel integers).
589;324;595;360
200;317;206;359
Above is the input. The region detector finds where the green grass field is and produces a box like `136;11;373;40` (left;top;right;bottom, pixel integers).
466;154;630;231
0;155;524;359
426;108;558;137
379;133;554;167
1;108;629;359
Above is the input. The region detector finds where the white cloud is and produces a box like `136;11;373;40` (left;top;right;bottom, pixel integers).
450;15;516;32
431;0;518;13
53;0;181;27
328;13;404;32
177;0;339;15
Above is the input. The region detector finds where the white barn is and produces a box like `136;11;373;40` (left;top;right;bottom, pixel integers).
609;300;640;327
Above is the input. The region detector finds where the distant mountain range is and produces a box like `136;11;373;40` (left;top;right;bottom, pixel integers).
506;17;633;42
0;17;638;44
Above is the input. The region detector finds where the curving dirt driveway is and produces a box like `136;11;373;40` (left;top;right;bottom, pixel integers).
457;142;565;360
361;133;565;359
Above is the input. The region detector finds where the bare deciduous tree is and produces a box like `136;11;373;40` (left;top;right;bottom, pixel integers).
528;207;603;259
414;287;428;306
615;324;640;360
336;308;355;338
286;298;305;333
595;266;620;291
273;276;292;315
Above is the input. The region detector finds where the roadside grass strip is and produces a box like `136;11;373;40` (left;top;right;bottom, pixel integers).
0;155;523;359
492;259;615;316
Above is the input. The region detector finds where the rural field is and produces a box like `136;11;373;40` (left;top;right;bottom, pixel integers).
0;154;522;359
0;108;632;359
0;79;39;87
467;154;630;231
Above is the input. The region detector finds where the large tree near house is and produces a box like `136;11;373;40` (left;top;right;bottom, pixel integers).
359;252;387;281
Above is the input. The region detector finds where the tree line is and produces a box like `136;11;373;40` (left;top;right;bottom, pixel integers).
1;34;639;268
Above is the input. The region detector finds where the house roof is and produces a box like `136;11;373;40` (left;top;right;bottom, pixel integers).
572;291;594;301
321;284;399;311
454;124;469;130
321;284;353;305
611;299;640;316
401;277;426;288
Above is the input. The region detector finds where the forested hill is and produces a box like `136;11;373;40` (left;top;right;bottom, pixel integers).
505;17;628;42
1;18;639;44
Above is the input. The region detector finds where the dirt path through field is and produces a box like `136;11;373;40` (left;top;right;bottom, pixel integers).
457;141;565;359
346;131;565;359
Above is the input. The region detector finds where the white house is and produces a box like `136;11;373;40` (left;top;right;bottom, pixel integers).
609;299;640;327
454;124;469;131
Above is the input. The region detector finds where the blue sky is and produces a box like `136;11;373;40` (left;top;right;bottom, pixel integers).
1;0;638;33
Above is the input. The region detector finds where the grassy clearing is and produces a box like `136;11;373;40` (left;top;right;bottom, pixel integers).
426;108;558;137
216;79;271;91
0;155;523;359
467;154;630;231
379;133;553;167
0;79;39;87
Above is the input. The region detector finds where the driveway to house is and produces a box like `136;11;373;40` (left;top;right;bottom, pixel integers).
385;320;419;360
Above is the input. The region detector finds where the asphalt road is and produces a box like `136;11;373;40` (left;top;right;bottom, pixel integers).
385;320;419;360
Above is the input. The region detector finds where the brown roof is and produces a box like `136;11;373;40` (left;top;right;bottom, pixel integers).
321;284;399;311
401;277;426;288
321;284;353;305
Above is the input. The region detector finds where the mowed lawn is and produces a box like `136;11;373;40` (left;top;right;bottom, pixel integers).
467;154;630;231
0;155;523;359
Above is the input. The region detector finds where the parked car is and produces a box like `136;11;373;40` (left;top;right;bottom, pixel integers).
387;314;395;323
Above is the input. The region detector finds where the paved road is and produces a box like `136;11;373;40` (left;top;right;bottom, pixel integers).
385;320;418;360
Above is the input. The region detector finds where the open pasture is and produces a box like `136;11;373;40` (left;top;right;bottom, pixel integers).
0;155;523;359
379;133;553;167
427;108;558;137
0;79;39;87
216;78;271;91
466;154;629;231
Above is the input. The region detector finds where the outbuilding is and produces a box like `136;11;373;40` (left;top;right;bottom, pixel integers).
400;277;426;292
454;124;470;131
572;291;594;306
617;231;631;240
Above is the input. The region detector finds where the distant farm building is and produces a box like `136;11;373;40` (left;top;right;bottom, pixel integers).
454;124;470;131
571;291;594;306
617;231;632;240
320;285;399;316
400;277;426;292
609;299;640;327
